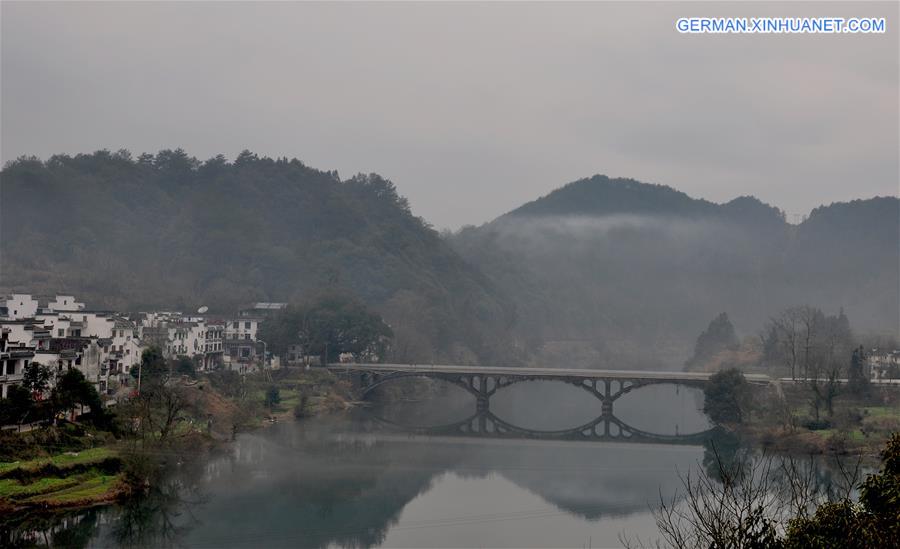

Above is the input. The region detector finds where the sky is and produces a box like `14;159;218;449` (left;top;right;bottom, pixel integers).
2;1;897;229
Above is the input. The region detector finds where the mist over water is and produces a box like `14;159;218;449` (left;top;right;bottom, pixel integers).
5;387;718;548
614;384;710;436
3;382;867;548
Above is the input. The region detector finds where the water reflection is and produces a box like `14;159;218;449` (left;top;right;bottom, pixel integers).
106;471;206;547
1;454;208;549
1;408;866;548
370;379;714;444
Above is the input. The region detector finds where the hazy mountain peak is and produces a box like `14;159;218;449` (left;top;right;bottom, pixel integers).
720;195;785;225
504;175;718;220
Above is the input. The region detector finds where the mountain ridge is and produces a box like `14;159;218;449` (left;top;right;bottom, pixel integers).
452;175;898;369
2;152;895;368
0;149;517;364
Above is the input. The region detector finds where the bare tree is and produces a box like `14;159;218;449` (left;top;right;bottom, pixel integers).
122;375;187;444
622;446;863;549
767;308;802;380
804;308;852;421
764;306;854;421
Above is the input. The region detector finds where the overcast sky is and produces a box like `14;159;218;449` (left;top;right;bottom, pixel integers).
2;2;897;229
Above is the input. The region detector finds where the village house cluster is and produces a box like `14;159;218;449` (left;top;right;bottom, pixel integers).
867;348;900;381
1;293;280;402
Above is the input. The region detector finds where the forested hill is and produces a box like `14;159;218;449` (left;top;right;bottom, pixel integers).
505;176;785;225
3;156;895;369
451;175;899;369
0;150;516;364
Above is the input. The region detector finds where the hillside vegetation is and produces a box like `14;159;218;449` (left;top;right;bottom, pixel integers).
0;150;516;364
3;155;895;368
451;175;898;368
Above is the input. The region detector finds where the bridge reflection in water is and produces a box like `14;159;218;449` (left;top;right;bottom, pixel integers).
330;363;726;445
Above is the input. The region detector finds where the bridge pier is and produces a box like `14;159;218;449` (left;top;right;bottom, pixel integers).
601;379;613;416
601;400;613;416
474;376;491;433
476;396;490;412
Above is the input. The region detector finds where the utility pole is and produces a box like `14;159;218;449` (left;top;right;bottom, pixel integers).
257;339;270;381
136;349;142;395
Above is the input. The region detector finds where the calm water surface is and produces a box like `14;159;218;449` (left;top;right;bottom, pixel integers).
9;383;729;548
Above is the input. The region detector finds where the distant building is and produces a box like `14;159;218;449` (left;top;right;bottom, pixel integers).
4;294;38;319
284;345;319;366
47;295;85;312
226;317;261;342
137;313;223;371
47;337;111;394
1;294;144;399
1;329;34;398
868;349;900;381
239;302;287;318
223;316;268;372
0;293;286;399
2;293;88;319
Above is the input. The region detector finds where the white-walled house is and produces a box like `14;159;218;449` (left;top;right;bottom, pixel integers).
0;295;150;408
138;313;224;371
42;336;125;398
239;303;286;318
1;329;34;398
33;349;77;378
200;321;225;370
0;296;143;400
868;349;900;381
4;294;39;319
57;311;116;339
2;293;87;320
224;317;266;371
47;295;86;312
179;319;223;370
0;319;35;346
226;317;260;342
110;318;141;373
1;293;290;400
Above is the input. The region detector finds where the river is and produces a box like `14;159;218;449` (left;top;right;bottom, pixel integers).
0;382;851;548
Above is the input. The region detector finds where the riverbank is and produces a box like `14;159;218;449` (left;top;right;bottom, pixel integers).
0;367;354;516
0;443;124;513
739;383;900;458
251;367;357;422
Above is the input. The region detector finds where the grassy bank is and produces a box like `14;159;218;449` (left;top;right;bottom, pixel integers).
246;367;356;422
741;384;900;457
0;367;352;518
0;447;125;511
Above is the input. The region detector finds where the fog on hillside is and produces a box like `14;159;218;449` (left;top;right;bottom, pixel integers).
451;184;899;369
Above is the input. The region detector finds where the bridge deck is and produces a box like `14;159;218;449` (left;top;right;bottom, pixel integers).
327;363;771;384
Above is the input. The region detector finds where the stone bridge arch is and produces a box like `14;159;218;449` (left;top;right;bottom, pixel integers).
364;408;716;445
353;369;706;409
337;365;721;445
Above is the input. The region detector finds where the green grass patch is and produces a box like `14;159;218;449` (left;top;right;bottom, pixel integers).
862;406;900;419
809;429;868;443
0;476;80;499
0;467;122;505
27;473;122;504
0;447;115;476
272;392;301;413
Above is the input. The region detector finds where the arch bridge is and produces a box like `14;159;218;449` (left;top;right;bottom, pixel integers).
327;363;769;445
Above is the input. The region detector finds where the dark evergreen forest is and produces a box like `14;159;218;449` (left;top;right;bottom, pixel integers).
2;153;896;367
